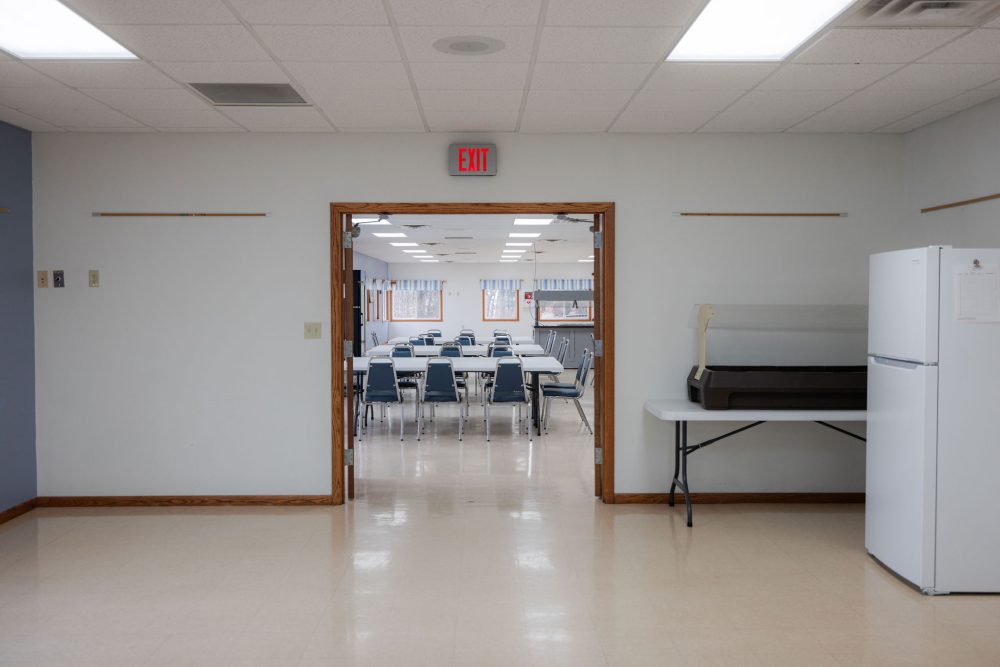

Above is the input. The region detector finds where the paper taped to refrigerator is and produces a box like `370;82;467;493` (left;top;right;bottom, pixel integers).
955;263;1000;322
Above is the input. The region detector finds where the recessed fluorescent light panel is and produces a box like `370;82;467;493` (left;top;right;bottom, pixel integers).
578;259;594;262
420;259;439;263
0;0;137;59
402;249;424;253
499;259;517;263
667;0;855;62
391;242;418;247
503;249;526;253
513;218;552;226
506;242;533;247
509;233;541;238
372;232;406;238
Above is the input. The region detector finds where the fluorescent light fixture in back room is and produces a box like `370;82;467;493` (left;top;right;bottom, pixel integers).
0;0;136;59
667;0;855;62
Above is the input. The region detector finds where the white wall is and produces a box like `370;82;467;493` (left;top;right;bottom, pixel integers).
386;261;592;341
33;131;912;496
903;96;1000;249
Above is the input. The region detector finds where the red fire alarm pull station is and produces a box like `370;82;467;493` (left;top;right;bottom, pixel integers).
448;143;496;176
525;291;533;302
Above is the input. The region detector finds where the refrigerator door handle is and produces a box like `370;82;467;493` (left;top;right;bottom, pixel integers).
871;355;923;370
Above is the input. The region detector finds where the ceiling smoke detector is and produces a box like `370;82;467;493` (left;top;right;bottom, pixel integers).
433;35;506;56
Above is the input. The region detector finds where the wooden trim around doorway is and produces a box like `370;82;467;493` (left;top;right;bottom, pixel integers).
330;202;617;505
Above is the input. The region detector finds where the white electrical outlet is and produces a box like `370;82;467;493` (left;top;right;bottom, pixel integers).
304;322;322;339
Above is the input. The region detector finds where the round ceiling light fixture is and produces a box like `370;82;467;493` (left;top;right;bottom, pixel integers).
433;35;506;56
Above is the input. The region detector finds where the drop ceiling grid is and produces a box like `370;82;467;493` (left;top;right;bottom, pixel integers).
0;2;999;133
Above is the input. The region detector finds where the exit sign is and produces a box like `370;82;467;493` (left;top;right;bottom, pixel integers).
448;143;496;176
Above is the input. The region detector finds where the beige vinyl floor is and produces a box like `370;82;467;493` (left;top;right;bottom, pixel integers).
2;383;1000;666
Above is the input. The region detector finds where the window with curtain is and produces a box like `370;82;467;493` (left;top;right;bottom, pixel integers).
539;301;592;322
389;280;443;321
480;279;521;322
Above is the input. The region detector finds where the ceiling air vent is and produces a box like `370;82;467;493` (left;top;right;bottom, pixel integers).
420;242;442;246
843;0;1000;27
454;251;477;255
401;224;429;229
189;83;308;106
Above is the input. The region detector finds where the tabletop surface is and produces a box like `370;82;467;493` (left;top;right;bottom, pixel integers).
644;399;867;422
367;344;545;357
354;356;564;374
387;335;534;345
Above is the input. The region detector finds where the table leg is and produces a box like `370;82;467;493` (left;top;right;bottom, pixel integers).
669;421;680;506
668;421;693;526
681;421;692;527
530;372;541;434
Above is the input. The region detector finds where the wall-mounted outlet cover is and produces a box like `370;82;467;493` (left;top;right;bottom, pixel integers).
304;322;322;339
37;271;49;288
88;270;100;288
53;270;65;288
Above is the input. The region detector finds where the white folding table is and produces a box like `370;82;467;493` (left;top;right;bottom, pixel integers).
366;344;545;357
644;399;867;527
387;335;534;345
354;356;564;434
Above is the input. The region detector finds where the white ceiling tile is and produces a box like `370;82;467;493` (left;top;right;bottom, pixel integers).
125;108;239;128
0;87;110;113
411;62;528;89
254;26;400;61
699;109;814;133
327;110;424;131
26;61;179;89
419;89;523;111
758;64;902;91
103;25;271;62
27;106;145;128
229;0;387;24
870;63;1000;90
0;62;62;88
284;62;410;89
825;88;959;115
81;88;210;111
530;62;651;90
159;127;246;133
219;106;334;130
928;89;1000;112
424;110;517;131
875;111;952;133
62;0;237;24
645;63;778;91
0;106;64;132
725;90;851;115
545;0;700;27
157;61;289;84
62;126;155;132
0;51;10;61
788;110;908;133
986;16;1000;28
628;88;744;112
610;110;714;132
537;27;681;63
795;28;968;64
389;0;541;26
399;26;535;62
519;111;616;132
308;87;417;111
526;89;633;112
920;29;1000;63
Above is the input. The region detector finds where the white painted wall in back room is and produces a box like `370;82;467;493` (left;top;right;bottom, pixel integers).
33;132;911;496
386;262;593;341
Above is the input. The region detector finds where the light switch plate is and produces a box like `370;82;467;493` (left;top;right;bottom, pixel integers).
53;270;65;288
88;270;100;288
304;322;322;339
37;271;49;288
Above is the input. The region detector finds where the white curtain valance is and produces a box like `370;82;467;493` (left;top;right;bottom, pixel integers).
534;278;593;290
391;279;441;291
479;279;522;290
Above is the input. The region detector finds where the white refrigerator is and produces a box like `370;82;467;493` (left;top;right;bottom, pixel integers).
866;246;1000;594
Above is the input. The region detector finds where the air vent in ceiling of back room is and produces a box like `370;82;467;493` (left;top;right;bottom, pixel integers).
842;0;1000;27
189;83;308;106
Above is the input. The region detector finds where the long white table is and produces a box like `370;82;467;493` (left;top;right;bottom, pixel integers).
644;399;867;527
366;344;545;357
387;335;534;345
353;356;564;433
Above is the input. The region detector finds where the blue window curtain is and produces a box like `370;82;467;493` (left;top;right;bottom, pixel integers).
479;279;522;290
390;279;442;291
533;278;593;290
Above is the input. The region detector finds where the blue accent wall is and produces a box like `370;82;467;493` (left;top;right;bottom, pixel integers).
0;121;36;512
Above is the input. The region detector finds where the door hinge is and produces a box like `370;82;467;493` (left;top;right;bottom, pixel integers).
343;231;353;248
594;340;603;357
345;449;355;466
344;339;353;358
595;447;603;465
594;231;602;249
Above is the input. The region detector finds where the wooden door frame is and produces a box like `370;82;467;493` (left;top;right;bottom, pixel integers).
330;202;616;504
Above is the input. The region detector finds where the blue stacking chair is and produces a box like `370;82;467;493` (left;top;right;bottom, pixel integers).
542;349;593;435
458;329;476;344
420;334;436;345
457;334;474;346
481;343;514;403
542;337;570;383
439;343;469;407
426;328;442;337
409;336;425;346
542;329;556;355
362;358;405;441
391;343;420;402
494;334;512;346
486;358;531;442
492;329;509;337
419;358;466;441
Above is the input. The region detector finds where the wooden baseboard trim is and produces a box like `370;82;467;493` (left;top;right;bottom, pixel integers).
0;498;38;525
613;492;865;504
35;495;335;508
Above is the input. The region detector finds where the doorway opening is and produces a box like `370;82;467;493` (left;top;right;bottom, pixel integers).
330;203;615;504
